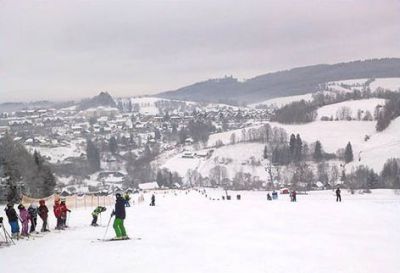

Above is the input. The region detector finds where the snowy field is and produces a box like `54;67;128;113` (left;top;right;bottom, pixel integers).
1;190;399;273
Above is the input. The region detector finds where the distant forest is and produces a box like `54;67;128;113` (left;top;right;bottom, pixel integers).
158;58;400;104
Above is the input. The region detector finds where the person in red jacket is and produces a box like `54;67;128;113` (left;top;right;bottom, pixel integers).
53;199;62;230
59;200;71;228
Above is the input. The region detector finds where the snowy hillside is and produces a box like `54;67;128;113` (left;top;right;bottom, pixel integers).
1;190;399;273
162;143;268;180
370;78;400;91
316;98;385;120
250;93;313;108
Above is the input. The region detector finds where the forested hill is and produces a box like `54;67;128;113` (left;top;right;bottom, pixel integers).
157;58;400;104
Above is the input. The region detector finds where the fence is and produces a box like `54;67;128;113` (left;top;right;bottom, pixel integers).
21;194;114;209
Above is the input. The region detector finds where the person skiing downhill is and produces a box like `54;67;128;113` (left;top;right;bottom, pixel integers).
336;187;342;202
18;204;30;237
111;193;128;240
38;200;50;232
4;203;20;239
28;203;38;233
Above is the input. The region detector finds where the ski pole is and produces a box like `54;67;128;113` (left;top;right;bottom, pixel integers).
102;214;113;240
2;224;15;245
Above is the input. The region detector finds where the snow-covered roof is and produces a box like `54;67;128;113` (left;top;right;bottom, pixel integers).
138;182;159;190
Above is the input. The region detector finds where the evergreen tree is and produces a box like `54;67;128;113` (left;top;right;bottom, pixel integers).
289;134;296;159
109;136;118;154
86;139;101;172
263;145;268;159
344;142;354;163
313;141;323;162
295;134;303;161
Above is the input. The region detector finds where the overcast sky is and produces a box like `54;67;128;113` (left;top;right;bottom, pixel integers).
1;0;399;102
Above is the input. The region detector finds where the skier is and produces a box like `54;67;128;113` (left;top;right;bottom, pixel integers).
124;193;131;207
4;203;20;239
150;194;155;206
18;204;30;237
290;190;297;202
272;191;278;200
336;187;342;202
267;193;272;201
38;200;50;232
60;199;71;228
111;193;128;240
53;199;62;230
28;203;38;233
91;206;107;226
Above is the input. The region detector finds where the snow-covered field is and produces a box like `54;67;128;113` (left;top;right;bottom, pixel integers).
316;98;385;120
1;190;399;273
250;93;313;108
370;78;400;92
162;143;268;180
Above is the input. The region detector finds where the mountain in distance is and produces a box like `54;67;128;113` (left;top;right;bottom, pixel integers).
157;58;400;104
78;91;117;110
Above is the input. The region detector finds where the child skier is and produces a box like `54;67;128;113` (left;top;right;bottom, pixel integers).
28;203;38;233
111;193;128;240
4;203;20;239
124;193;131;207
54;199;62;230
91;206;106;226
18;204;30;237
38;200;50;232
60;200;71;228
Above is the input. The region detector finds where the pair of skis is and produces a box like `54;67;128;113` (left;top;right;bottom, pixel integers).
93;237;141;243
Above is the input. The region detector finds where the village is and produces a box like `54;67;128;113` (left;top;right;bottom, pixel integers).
0;93;273;200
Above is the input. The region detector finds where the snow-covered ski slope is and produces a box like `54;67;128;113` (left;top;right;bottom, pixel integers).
1;190;399;273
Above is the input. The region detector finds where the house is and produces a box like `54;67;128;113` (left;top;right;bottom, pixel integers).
138;182;159;190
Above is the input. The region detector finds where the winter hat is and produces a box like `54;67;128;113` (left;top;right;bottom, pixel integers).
116;193;122;198
17;204;24;210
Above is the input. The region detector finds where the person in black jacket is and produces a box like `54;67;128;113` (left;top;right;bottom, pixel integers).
4;203;20;238
336;187;342;202
38;200;50;232
111;193;128;239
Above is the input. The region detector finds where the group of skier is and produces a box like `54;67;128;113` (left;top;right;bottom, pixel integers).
3;199;52;239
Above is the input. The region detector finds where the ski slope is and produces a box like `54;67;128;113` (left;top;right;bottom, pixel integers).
1;190;399;273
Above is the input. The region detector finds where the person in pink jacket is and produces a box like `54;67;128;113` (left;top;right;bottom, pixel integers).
18;204;30;237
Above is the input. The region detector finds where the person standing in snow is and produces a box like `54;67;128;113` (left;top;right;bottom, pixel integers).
53;199;62;230
28;203;38;233
38;200;50;232
18;204;30;237
91;206;106;226
336;187;342;202
60;199;71;228
111;193;128;239
150;194;155;206
4;203;20;239
124;193;131;207
290;190;297;202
